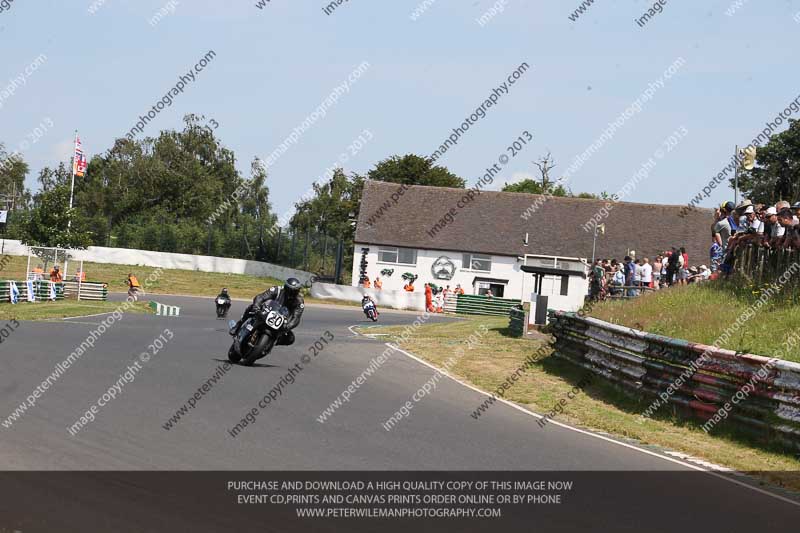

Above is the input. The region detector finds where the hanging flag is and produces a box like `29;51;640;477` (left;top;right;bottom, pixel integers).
49;281;57;301
0;210;7;224
9;281;19;304
73;135;88;177
26;280;35;302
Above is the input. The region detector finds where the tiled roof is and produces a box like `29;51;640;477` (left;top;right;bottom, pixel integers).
355;180;714;262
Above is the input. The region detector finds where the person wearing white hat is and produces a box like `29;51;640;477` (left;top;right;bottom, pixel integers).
739;205;758;233
765;206;785;243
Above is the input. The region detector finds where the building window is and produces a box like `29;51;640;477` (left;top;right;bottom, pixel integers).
378;247;417;265
560;275;569;296
462;253;491;272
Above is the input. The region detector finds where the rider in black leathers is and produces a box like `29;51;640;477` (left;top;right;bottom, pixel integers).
229;278;305;345
216;288;232;315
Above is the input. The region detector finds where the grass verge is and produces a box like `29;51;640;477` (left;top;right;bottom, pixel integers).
0;255;283;300
589;282;800;362
365;316;800;490
0;300;151;321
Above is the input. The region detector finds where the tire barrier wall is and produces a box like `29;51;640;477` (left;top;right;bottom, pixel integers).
548;310;800;449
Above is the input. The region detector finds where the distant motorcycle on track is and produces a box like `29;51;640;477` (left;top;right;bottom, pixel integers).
216;296;231;319
215;288;231;319
363;300;378;322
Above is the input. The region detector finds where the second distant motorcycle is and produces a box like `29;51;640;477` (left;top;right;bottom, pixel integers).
362;294;378;322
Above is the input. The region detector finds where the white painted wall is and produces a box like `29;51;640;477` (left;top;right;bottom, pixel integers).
0;239;28;256
352;244;527;298
311;282;426;311
1;240;313;283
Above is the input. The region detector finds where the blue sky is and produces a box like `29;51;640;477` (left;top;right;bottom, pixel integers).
2;0;799;217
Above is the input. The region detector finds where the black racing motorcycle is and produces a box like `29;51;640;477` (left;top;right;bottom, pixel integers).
215;295;231;319
227;300;290;366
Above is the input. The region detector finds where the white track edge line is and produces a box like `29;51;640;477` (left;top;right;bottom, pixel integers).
389;343;800;509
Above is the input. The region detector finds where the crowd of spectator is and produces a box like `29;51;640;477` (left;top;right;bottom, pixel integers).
711;200;800;273
588;199;800;302
589;248;711;301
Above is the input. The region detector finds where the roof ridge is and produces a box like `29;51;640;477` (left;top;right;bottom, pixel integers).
363;179;714;210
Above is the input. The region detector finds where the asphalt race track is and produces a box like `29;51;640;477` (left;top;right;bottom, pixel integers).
1;295;799;531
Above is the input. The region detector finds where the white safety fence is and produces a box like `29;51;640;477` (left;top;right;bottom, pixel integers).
1;240;313;284
311;282;426;311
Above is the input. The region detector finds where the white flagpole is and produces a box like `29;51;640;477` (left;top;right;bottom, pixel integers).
68;130;77;229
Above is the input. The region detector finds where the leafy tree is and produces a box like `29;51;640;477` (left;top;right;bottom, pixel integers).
736;118;800;203
0;143;31;209
21;184;92;249
368;154;465;188
502;178;569;196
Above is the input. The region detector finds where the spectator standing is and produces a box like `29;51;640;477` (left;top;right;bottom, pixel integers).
623;257;635;297
777;208;800;248
50;265;63;283
677;249;687;285
678;247;689;285
362;276;371;289
590;260;605;301
610;265;625;296
724;201;740;233
434;289;444;312
633;259;643;287
424;283;434;312
641;258;653;289
652;256;662;288
713;204;734;252
374;277;382;290
665;248;679;286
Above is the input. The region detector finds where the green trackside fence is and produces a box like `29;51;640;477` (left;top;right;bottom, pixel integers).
0;280;65;302
62;281;109;301
452;294;521;317
508;306;528;337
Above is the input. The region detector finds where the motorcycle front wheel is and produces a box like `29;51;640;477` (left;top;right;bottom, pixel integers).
228;344;242;364
242;332;277;366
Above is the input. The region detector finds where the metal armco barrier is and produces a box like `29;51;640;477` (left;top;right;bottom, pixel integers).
149;301;180;317
508;307;528;337
0;280;64;302
62;281;109;301
450;294;521;317
548;310;800;449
